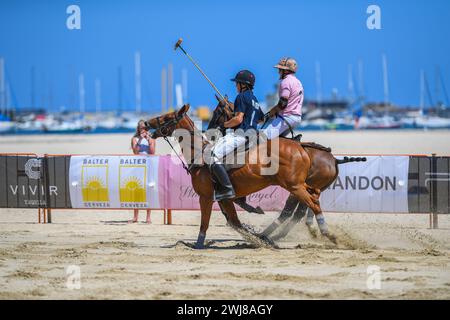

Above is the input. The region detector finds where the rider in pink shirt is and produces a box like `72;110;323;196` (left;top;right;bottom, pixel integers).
279;73;303;116
261;57;303;140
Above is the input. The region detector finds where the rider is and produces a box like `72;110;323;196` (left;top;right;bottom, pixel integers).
261;57;303;140
209;70;264;201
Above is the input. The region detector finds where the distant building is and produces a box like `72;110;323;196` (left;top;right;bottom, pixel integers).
196;106;211;121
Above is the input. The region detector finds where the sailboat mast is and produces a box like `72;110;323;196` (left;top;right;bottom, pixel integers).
315;61;322;104
118;67;123;114
348;64;354;103
358;60;365;104
79;73;85;115
168;63;173;111
0;57;5;114
161;67;167;113
438;68;449;106
95;78;101;114
382;54;389;113
135;51;142;114
182;68;188;103
48;80;53;112
5;82;10;114
31;66;36;109
424;72;434;110
420;69;425;116
175;84;183;108
435;66;441;107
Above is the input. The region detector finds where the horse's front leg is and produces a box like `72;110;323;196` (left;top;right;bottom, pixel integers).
195;196;213;249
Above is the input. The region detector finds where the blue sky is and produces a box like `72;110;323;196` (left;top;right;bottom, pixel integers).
0;0;449;112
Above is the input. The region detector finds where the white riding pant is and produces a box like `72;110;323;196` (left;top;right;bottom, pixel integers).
260;114;302;140
211;132;246;163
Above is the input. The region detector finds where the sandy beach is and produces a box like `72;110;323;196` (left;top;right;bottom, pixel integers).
0;130;449;299
1;129;449;156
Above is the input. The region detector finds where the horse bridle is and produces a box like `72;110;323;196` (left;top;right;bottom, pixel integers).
145;112;186;139
145;111;198;175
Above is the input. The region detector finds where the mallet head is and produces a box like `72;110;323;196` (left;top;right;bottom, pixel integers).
174;38;183;51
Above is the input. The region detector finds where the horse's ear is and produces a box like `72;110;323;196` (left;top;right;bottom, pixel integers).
177;104;190;115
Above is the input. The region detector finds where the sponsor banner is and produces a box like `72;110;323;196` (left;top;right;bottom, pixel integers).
162;156;410;213
69;155;160;209
0;155;48;208
321;156;410;213
161;156;289;211
4;154;440;213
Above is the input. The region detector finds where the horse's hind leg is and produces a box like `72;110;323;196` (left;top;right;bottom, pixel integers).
234;197;265;215
305;209;318;238
261;194;298;237
305;208;315;226
271;202;308;241
290;185;335;242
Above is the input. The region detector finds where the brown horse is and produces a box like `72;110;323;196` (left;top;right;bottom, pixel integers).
146;104;364;248
208;99;366;241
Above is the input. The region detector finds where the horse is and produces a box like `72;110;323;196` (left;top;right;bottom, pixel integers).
207;99;366;241
146;104;364;249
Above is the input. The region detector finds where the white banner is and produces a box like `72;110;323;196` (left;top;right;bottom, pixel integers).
69;156;160;209
321;156;409;213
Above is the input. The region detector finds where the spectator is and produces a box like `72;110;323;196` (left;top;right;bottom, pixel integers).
129;120;155;224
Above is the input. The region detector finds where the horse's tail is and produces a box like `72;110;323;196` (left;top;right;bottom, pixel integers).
335;156;367;165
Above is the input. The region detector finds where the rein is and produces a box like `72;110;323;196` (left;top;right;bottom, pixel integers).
163;136;191;175
148;112;199;176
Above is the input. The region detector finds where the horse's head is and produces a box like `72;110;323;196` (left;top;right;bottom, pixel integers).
145;104;191;139
207;95;234;132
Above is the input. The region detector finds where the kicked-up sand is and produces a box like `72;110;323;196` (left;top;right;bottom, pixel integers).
0;130;449;299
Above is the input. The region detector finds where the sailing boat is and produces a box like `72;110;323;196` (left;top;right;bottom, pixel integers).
0;113;14;133
412;69;450;129
0;58;14;133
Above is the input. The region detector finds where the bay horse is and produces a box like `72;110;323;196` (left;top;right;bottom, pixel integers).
146;104;364;248
208;99;366;241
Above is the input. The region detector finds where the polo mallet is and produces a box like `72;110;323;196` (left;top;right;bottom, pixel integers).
174;38;226;102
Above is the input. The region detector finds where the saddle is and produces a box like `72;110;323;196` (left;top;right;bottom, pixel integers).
280;130;332;153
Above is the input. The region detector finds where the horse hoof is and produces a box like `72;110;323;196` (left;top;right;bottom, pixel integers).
307;226;318;238
255;207;265;215
258;234;277;248
194;243;205;250
325;233;338;244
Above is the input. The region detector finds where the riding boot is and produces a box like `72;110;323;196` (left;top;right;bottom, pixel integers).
209;163;236;201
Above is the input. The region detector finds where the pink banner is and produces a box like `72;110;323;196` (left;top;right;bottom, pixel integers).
158;156;290;211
